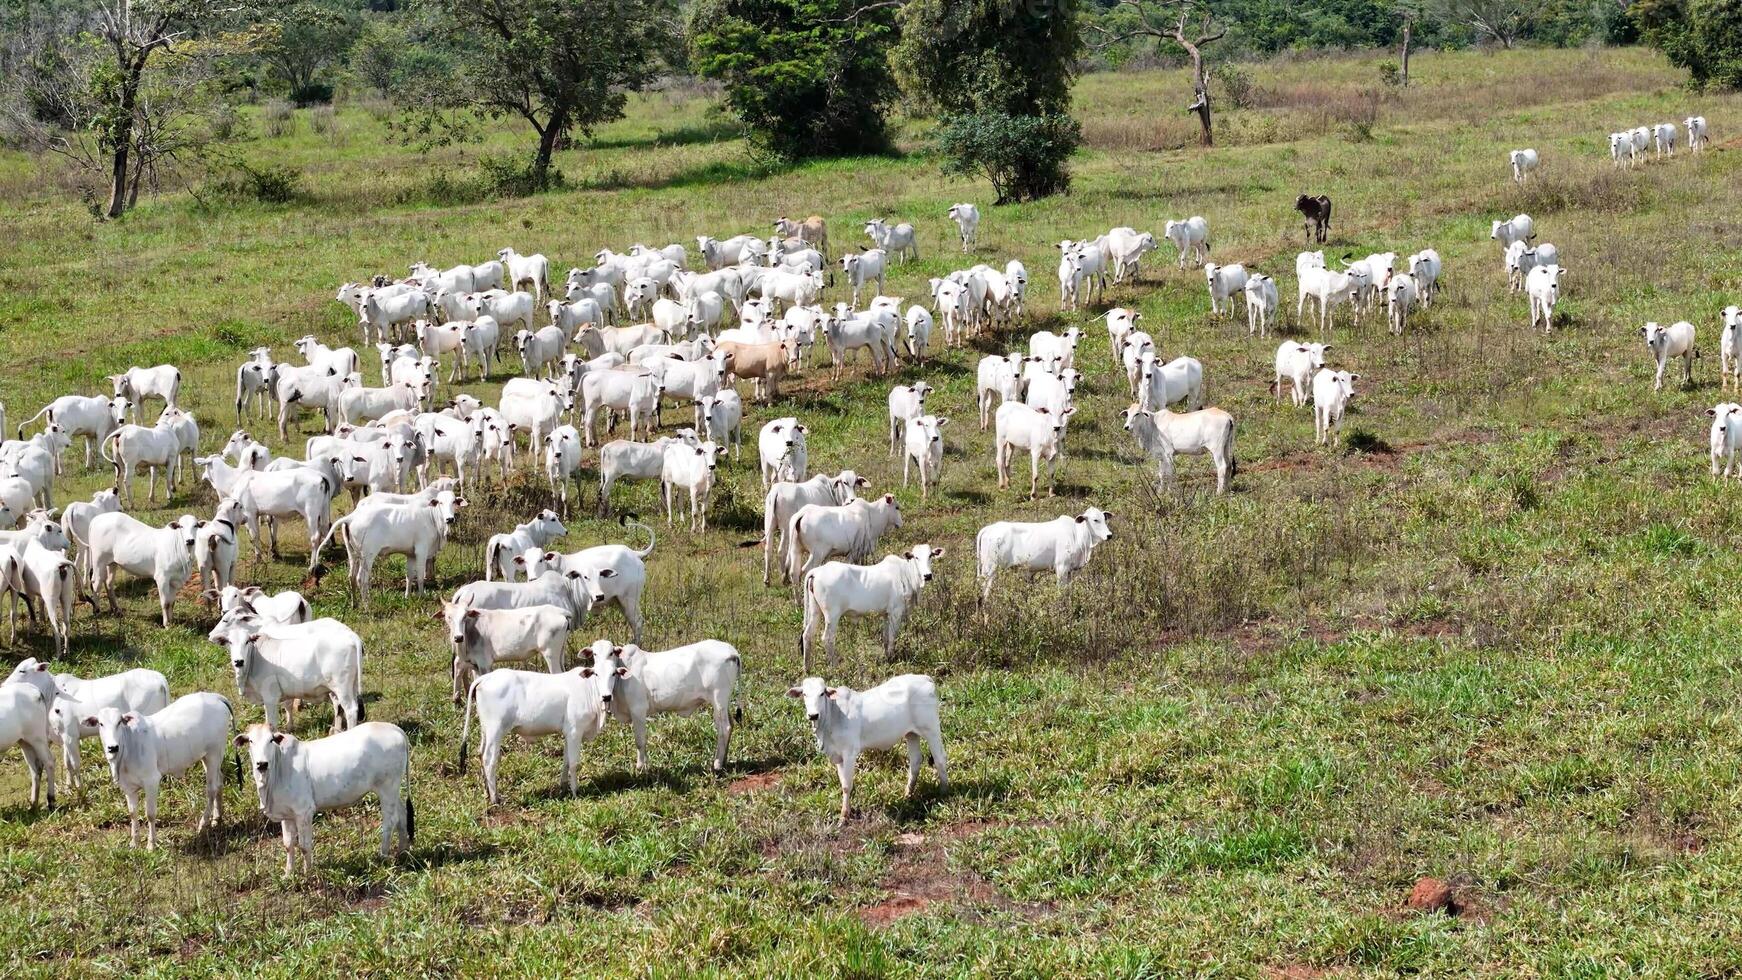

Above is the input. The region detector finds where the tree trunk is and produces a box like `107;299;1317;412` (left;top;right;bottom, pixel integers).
530;107;568;190
1400;21;1412;86
104;79;140;219
1186;46;1213;147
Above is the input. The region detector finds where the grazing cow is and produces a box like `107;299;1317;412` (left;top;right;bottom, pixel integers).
863;218;918;263
456;666;611;803
758;417;809;486
1490;213;1535;250
1526;264;1564;332
15;394;128;469
1245;275;1279;336
85;513;198;626
0;673;54;808
1709;403;1742;478
46;667;170;796
235;721;413;874
995;403;1073;499
1204;262;1249;317
588;639;740;773
1103;227;1159;283
902;415;949;501
887;382;934;456
1387;273;1420;336
1123;404;1237;494
714;340;792;402
1721;307;1742;391
579;371;660;447
784;493;904;586
1509;148;1539;182
1164;216;1211;268
1311;369;1360;446
801;545;942;670
1642;321;1697;391
762;470;866;585
1273;342;1330;406
108;365;181;415
1686;116;1708;151
1296;265;1362;333
976;506;1114;602
1295;194;1332;243
788;673;946;825
88;694;231;848
448;604;572;701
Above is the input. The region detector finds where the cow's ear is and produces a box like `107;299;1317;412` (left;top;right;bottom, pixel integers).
1101;512;1114;521
566;570;582;579
121;713;137;726
579;667;595;677
83;716;101;728
786;687;803;698
883;493;895;504
1076;515;1087;523
598;568;617;578
465;609;480;619
543;551;558;562
903;550;914;559
932;548;946;559
247;633;260;644
825;688;839;699
512;555;526;565
232;734;250;749
270;732;286;744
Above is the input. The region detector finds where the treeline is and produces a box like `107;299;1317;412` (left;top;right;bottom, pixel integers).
0;0;1735;218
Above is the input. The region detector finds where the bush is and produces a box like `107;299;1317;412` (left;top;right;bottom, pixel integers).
262;100;296;138
934;112;1081;204
1636;0;1742;90
308;104;337;136
203;161;307;204
1377;60;1403;86
478;152;563;197
290;82;335;107
1214;64;1257;109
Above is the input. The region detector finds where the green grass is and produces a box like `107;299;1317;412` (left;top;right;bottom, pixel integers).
4;45;1742;975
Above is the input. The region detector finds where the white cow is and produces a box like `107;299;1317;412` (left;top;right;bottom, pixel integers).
1123;403;1237;494
1386;273;1420;336
975;506;1114;602
501;378;572;457
758;417;808;486
762;470;866;586
840;250;889;309
1642;320;1697;391
1509;148;1539;182
1273;341;1330;406
1408;249;1443;306
221;618;366;733
228;465;336;558
234;721;413;873
698;391;744;460
580;371;660;446
976;352;1028;429
456;666;611;803
1527;264;1564;332
311;490;464;606
1138;354;1206;412
1164;216;1210;269
0;670;54;808
85;513;198;626
15;394;128;469
1204;262;1249;316
800;545;942;670
87;694;231;848
448;603;573;701
108;364;182;414
1490;213;1535;250
1297;265;1362;332
589;639;741;773
1721;306;1742;391
483;509;566;581
902;415;949;501
784;493;904;586
1710;403;1742;478
786;673;946;825
1244;275;1279;336
947;204;980;252
863;218;918;263
1311;369;1360;445
994;403;1073;498
887;382;933;455
47;667;170;796
1686;116;1708;151
1653;122;1678;157
661;439;721;532
101;417;182;506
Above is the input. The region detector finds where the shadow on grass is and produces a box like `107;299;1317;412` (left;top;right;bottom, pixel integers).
584;121;744;151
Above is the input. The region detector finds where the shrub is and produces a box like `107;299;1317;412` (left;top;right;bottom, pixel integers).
933;112;1081;204
262;100;296;138
290;82;335;107
204;161;307;204
477;152;563;197
1377;60;1403;86
308;104;337;135
1214;63;1257;109
1635;0;1742;90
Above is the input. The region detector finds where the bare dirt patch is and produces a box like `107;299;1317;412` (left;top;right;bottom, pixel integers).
727;771;783;796
857;821;1050;928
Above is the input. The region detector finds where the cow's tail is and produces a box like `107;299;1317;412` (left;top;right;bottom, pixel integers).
783;514;804;584
484;537;502;582
99;429;122;465
1225;419;1239;480
621;513;655;558
308;513;352;573
17;405;53;440
456;675;481;773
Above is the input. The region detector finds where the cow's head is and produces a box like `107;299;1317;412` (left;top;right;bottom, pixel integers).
786;675;838;724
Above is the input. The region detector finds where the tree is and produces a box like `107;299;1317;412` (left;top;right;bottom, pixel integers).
1635;0;1742;90
0;0;248;218
1430;0;1534;46
689;0;898;160
893;0;1082;201
411;0;671;189
255;0;358;103
1092;0;1227;147
347;19;405;99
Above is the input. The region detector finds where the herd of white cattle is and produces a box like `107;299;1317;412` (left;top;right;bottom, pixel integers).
0;119;1727;872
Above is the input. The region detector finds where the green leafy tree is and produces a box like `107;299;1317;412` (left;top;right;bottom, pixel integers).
348;18;406;98
894;0;1083;201
410;0;671;189
689;0;898;160
256;0;358;103
1635;0;1742;89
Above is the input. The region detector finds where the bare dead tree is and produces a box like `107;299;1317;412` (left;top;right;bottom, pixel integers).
1091;0;1226;147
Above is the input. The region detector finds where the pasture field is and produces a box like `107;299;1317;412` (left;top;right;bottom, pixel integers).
4;45;1742;975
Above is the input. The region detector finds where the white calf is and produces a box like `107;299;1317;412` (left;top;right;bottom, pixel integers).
1204;262;1248;316
48;667;170;796
1164;216;1210;269
902;415;949;501
1709;403;1742;478
1312;369;1360;446
1509;148;1539;182
887;382;934;455
975;507;1114;602
235;721;412;873
1722;306;1742;391
1642;320;1696;391
108;364;181;414
221;618;366;733
1123;404;1237;494
448;603;572;702
88;694;231;848
1527;264;1564;332
1273;341;1330;406
762;471;865;585
947;204;980;252
590;639;741;773
483;509;566;581
784;493;904;586
1245;275;1279;336
800;546;942;670
994;403;1073;499
86;513;198;626
457;666;611;803
758;417;809;486
787;674;945;825
662;440;721;532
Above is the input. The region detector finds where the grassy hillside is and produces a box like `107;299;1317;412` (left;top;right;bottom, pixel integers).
3;46;1742;975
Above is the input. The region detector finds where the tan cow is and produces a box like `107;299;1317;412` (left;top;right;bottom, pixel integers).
715;340;793;402
775;215;829;260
